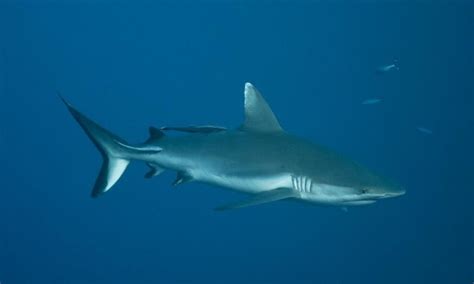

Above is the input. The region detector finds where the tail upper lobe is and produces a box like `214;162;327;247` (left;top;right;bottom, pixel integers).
60;95;160;197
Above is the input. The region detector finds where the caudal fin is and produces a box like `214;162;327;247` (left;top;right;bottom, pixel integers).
60;95;160;197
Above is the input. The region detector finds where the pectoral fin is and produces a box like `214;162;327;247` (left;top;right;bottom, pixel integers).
215;188;298;211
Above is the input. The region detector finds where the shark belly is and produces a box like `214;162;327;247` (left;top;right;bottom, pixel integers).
298;183;360;205
146;130;394;207
189;169;293;194
193;169;363;207
150;132;296;194
290;175;359;205
152;136;355;204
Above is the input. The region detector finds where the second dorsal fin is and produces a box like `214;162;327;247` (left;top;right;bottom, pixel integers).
146;126;165;143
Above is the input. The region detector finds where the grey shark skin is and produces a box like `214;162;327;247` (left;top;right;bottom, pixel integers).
61;83;405;210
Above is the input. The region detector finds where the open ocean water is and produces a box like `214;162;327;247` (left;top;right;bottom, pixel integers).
0;1;472;283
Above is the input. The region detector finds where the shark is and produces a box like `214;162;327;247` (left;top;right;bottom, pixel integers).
61;83;405;210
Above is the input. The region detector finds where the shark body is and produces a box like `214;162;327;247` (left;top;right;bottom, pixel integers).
62;83;405;210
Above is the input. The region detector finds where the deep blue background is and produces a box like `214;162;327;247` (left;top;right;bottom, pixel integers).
0;1;472;283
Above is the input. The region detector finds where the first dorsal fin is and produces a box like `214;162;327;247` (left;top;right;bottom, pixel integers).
240;83;283;133
146;126;165;143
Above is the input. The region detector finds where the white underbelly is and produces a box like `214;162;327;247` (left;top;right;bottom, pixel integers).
190;170;293;194
188;168;363;206
298;183;362;205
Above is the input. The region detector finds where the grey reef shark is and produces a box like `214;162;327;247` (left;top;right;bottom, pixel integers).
61;83;405;210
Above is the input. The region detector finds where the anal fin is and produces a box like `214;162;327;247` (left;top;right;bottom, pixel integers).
144;163;165;179
215;188;298;211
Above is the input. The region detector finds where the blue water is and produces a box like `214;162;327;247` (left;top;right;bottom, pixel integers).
0;1;472;283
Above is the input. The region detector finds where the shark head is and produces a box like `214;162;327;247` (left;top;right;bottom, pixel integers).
341;176;406;205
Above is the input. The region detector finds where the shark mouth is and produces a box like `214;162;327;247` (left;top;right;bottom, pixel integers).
350;190;406;202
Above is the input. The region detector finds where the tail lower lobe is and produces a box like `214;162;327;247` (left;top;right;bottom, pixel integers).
60;95;159;197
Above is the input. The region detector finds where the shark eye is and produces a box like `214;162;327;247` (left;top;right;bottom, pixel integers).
361;188;369;194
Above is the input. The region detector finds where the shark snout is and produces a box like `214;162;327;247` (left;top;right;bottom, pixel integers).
360;185;405;201
384;189;406;198
379;186;406;199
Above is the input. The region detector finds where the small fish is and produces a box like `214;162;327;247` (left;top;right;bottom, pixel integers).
362;98;382;105
417;127;433;135
376;60;399;74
